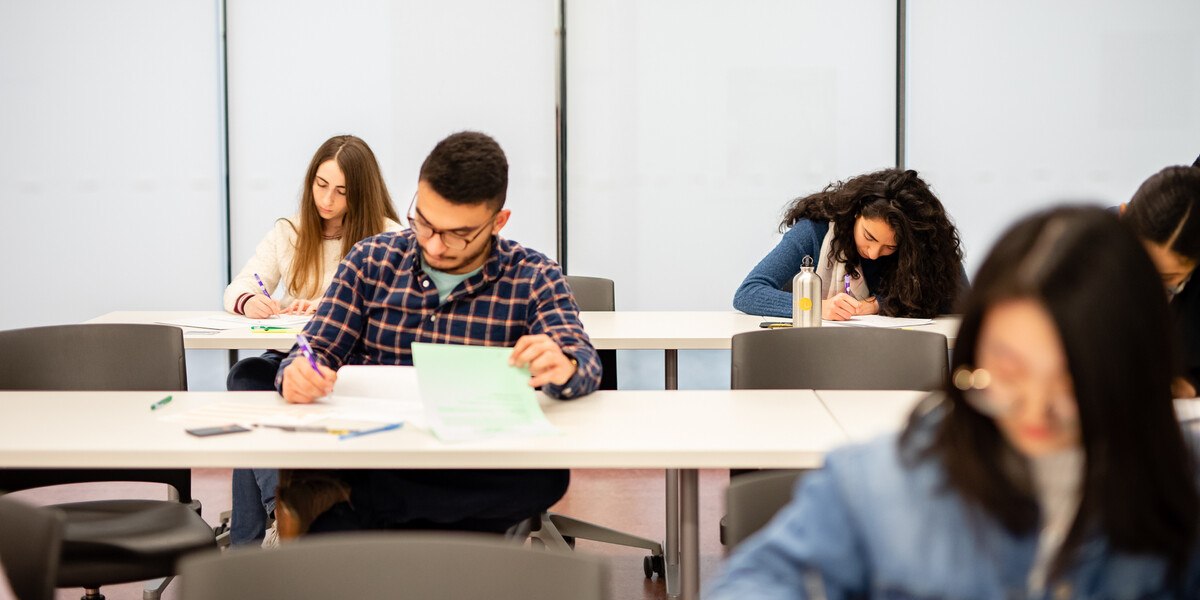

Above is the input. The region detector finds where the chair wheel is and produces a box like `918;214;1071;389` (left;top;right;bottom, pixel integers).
643;554;665;579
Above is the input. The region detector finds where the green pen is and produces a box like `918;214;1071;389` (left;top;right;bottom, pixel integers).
150;395;173;411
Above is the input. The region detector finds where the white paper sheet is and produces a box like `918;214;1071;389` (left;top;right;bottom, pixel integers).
822;315;934;328
155;314;311;330
324;365;427;429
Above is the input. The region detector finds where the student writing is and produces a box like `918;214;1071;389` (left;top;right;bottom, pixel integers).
733;169;966;320
274;131;601;537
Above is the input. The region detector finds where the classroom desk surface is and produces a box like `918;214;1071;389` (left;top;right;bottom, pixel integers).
0;388;842;600
85;310;961;351
814;389;929;443
0;389;842;469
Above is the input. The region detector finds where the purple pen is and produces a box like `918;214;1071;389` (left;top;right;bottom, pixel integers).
253;273;272;299
844;274;852;295
295;334;324;377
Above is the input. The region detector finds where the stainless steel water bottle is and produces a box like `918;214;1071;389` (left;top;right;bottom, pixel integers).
792;255;822;327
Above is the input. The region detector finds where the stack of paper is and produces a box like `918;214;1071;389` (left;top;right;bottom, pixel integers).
411;343;559;443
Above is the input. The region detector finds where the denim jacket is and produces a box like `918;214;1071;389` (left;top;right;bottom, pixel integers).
706;409;1200;600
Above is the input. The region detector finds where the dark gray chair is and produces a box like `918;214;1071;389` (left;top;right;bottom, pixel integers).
180;532;610;600
525;277;664;579
565;275;617;390
723;470;805;550
0;323;217;600
721;327;949;545
731;327;949;391
0;494;65;600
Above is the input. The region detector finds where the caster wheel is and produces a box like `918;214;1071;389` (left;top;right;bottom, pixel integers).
643;554;665;579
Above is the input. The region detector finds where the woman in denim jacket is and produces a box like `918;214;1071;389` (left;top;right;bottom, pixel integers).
708;207;1200;599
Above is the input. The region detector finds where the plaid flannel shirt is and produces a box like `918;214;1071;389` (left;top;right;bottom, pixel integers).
276;229;601;399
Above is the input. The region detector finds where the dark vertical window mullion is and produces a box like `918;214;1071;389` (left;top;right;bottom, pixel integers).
217;0;232;285
555;0;568;272
896;0;906;170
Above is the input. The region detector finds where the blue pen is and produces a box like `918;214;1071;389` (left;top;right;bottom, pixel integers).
295;334;324;377
339;422;403;440
253;273;272;299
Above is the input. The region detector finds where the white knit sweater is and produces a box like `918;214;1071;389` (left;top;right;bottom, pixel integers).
223;215;402;313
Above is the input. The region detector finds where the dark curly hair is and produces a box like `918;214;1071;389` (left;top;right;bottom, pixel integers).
419;131;508;209
781;168;964;317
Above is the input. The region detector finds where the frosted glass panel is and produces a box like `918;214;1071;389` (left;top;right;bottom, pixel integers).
566;0;896;312
227;0;558;271
907;0;1200;275
0;1;222;328
0;1;226;388
566;1;896;389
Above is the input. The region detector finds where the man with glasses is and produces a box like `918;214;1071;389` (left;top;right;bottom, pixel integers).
275;131;601;536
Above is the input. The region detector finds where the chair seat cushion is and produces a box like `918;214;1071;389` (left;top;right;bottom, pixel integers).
55;500;215;587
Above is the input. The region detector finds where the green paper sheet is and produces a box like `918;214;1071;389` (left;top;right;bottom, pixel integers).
411;342;560;442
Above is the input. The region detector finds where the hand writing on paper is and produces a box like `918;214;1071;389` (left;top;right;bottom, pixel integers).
509;334;576;388
245;294;282;319
281;358;337;404
284;299;319;315
855;296;880;316
822;293;861;321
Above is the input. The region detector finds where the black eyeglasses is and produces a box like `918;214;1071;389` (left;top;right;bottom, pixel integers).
406;194;496;250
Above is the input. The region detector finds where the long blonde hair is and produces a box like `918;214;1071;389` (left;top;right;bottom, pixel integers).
287;135;400;299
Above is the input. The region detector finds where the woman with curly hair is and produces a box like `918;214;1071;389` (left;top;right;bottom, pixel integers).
733;168;967;320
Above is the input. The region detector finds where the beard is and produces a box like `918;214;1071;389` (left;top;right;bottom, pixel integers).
421;236;493;274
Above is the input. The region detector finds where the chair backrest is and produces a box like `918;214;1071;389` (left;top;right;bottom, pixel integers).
724;470;805;549
731;327;948;391
0;494;64;600
0;324;187;391
564;275;617;390
564;276;615;312
0;324;193;499
179;532;609;600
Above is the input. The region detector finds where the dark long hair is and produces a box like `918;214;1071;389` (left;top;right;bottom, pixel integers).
781;168;964;317
1124;165;1200;262
907;206;1198;579
289;135;401;299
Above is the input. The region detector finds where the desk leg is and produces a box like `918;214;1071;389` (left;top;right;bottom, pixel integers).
665;468;681;598
664;348;683;598
665;349;678;390
680;468;700;600
228;349;238;370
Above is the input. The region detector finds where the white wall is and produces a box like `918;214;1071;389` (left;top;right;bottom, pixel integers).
566;0;896;388
226;0;559;274
4;2;1197;391
0;0;229;389
908;0;1200;277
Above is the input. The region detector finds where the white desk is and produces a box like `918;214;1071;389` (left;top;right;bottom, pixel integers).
814;389;928;443
86;310;962;356
0;389;843;600
82;309;960;598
